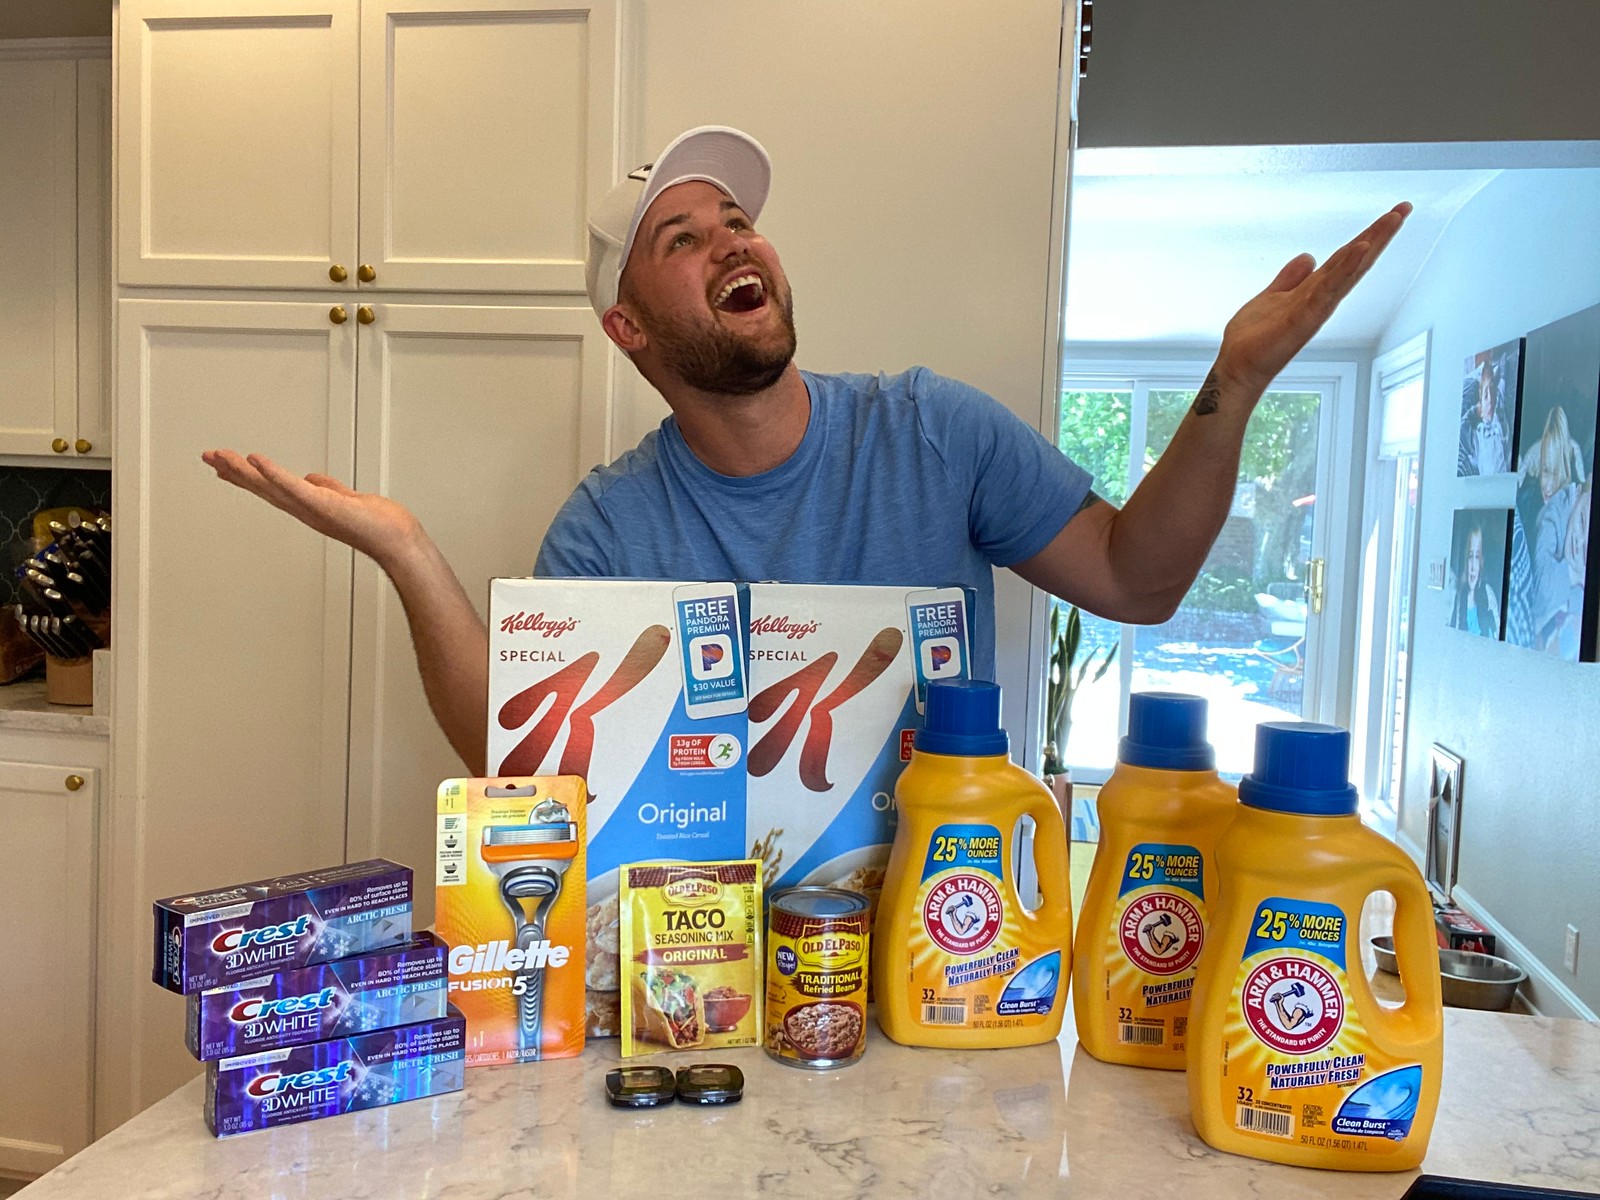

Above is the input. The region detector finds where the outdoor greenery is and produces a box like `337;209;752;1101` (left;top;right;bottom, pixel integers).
1187;567;1258;613
1056;387;1322;607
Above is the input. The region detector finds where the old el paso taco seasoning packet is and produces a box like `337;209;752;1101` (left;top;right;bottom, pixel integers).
619;860;762;1056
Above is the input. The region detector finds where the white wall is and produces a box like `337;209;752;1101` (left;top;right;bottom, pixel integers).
1376;169;1600;1015
1078;0;1600;148
615;0;1071;751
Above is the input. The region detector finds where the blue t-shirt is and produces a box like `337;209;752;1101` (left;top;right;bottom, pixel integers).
534;367;1093;679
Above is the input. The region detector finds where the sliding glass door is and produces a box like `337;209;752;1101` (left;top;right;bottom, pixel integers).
1055;361;1357;779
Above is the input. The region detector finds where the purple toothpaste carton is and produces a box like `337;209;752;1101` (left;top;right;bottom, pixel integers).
154;859;413;994
186;933;449;1060
204;1007;466;1137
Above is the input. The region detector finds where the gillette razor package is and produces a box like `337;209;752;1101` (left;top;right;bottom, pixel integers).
154;860;413;995
746;585;971;905
204;1008;465;1137
185;933;449;1061
435;776;587;1066
487;581;750;1037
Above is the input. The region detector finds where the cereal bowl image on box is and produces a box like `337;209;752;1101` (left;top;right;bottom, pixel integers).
436;777;588;1065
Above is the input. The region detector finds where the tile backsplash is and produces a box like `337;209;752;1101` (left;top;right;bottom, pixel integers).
0;467;111;608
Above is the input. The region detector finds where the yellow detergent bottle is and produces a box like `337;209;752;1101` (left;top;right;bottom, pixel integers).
875;679;1071;1048
1072;692;1238;1068
1187;722;1443;1171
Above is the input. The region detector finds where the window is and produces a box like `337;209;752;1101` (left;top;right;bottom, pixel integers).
1350;333;1428;836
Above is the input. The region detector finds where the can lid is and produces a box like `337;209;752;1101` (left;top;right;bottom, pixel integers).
1118;691;1215;771
914;679;1009;757
1237;721;1359;816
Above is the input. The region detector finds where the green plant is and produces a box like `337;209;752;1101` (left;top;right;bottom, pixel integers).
1186;567;1258;614
1042;603;1117;777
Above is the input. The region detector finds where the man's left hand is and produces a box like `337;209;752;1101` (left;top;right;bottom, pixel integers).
1214;203;1412;399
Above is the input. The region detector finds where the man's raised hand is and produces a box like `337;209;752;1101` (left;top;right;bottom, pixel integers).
201;450;423;572
1212;203;1412;401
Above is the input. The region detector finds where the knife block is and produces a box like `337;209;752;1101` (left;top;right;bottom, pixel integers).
46;655;95;706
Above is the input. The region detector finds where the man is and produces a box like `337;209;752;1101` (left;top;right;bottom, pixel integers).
204;125;1410;774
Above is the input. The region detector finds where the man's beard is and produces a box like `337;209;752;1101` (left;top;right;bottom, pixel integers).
637;286;797;396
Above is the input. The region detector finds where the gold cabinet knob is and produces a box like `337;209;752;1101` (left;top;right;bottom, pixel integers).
75;438;92;454
52;437;69;453
329;264;349;282
330;306;349;324
357;264;376;283
357;305;375;325
65;775;84;792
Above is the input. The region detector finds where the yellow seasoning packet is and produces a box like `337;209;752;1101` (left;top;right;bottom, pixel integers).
619;860;763;1057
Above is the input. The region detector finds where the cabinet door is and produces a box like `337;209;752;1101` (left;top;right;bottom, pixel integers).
345;303;609;923
0;59;78;457
358;0;616;293
0;763;97;1177
117;0;359;288
112;299;355;1109
77;56;112;459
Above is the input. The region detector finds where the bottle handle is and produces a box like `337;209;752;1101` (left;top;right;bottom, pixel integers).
1026;792;1072;918
1374;861;1443;1041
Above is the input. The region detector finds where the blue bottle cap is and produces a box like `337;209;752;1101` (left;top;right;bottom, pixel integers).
1118;692;1216;771
1238;722;1359;816
915;680;1009;757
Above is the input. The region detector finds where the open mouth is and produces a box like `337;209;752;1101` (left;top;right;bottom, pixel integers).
713;272;767;314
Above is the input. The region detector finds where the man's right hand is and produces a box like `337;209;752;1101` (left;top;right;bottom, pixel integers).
201;450;423;574
201;447;490;773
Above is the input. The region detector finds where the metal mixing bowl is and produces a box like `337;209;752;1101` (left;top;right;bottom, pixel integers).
1366;936;1526;1011
1370;935;1399;975
1439;949;1526;1010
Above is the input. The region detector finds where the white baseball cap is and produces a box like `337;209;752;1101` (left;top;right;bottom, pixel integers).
585;125;772;318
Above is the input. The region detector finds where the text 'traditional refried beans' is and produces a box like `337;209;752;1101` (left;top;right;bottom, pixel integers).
766;887;870;1069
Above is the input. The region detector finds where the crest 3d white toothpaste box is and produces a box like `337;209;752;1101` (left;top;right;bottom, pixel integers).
185;933;449;1061
204;1007;465;1137
154;860;413;994
745;585;972;907
487;580;749;1038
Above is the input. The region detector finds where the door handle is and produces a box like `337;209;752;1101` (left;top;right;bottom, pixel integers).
1304;558;1326;616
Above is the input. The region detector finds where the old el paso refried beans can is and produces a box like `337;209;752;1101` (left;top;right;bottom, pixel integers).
766;887;870;1069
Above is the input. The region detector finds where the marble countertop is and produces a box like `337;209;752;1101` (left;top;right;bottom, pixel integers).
0;677;107;736
19;1007;1600;1198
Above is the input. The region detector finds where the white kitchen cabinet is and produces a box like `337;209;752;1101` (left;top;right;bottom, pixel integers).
344;303;611;925
0;755;99;1177
75;57;113;459
0;56;78;458
0;44;112;463
106;295;611;1113
106;298;358;1114
116;0;359;291
118;0;615;294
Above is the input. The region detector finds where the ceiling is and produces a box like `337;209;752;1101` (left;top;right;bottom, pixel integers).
1063;149;1500;349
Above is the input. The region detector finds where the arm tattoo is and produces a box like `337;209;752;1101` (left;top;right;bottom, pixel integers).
1076;490;1104;515
1191;370;1222;416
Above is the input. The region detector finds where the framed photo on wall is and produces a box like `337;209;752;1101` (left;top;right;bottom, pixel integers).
1425;745;1464;900
1503;303;1600;662
1457;338;1522;477
1446;508;1509;639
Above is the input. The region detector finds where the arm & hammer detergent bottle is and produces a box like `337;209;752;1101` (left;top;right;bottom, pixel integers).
874;679;1072;1048
1072;692;1238;1068
1187;722;1443;1171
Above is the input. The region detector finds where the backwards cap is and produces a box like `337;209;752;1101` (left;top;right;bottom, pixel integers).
585;125;772;319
